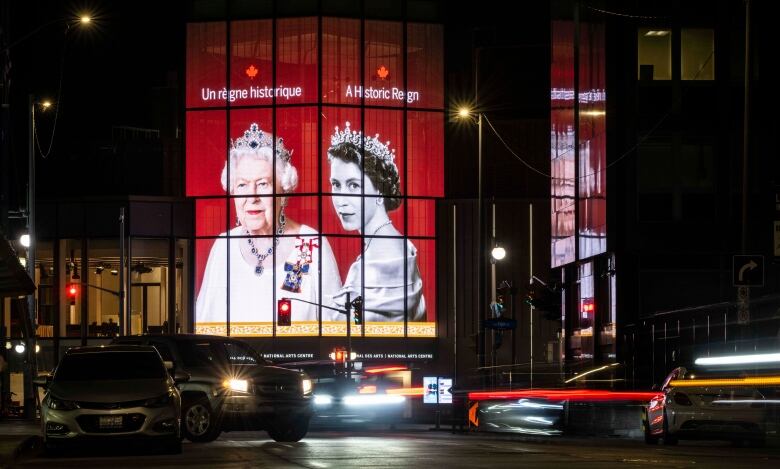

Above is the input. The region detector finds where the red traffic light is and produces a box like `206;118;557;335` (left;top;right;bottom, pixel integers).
67;283;79;305
277;298;291;326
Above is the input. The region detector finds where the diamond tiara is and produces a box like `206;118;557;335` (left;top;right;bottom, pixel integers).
330;121;396;164
232;123;291;162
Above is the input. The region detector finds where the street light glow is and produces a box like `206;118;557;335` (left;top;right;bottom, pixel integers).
491;245;506;261
80;15;92;25
457;107;471;118
41;100;52;109
19;234;30;247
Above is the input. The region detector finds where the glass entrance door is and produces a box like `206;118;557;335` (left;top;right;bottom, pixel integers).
130;284;162;334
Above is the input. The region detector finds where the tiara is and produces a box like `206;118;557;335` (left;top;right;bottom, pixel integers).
330;121;396;165
232;123;291;162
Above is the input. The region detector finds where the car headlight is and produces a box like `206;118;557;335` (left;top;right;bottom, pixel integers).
223;378;249;393
144;392;175;408
313;394;332;406
47;395;78;411
302;378;312;395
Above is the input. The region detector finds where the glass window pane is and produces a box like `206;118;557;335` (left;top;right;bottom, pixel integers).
407;23;444;109
195;199;228;237
324;236;361;336
62;239;81;337
409;238;434;332
407;198;435;237
276;107;319;195
87;239;120;337
322;18;361;105
682;28;714;80
195;238;227;335
276;17;319;105
186;22;227;108
407;111;443;197
637;28;671;80
364;20;404;107
186;110;227;197
230;20;273;106
35;242;55;338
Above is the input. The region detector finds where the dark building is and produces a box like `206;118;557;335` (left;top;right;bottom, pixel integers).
551;0;780;387
4;0;773;421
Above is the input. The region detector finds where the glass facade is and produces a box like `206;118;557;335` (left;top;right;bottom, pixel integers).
186;18;444;338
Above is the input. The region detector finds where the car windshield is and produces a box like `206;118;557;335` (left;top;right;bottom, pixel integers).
55;351;166;381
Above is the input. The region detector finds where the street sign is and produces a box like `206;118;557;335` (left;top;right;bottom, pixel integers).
483;318;518;330
732;255;764;287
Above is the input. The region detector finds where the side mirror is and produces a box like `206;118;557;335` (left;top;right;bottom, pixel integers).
163;360;175;371
173;370;190;384
33;375;52;388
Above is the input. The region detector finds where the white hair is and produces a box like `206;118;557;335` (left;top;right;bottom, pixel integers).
220;146;299;194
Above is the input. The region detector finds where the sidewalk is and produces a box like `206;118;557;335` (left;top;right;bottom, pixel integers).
0;419;41;468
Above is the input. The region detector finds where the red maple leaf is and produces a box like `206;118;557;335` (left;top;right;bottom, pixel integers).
246;65;259;79
376;65;389;80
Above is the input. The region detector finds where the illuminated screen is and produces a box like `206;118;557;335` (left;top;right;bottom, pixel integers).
550;20;576;268
186;18;443;338
577;22;606;259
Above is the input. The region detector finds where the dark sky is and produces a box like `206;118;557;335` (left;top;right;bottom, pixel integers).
6;0;550;203
10;0;183;135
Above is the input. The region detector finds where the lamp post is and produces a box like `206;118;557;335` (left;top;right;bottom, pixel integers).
13;14;91;419
457;107;486;373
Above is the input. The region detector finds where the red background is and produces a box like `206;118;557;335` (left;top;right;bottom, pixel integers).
187;18;442;328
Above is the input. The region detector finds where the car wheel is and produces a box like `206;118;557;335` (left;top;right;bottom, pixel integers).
662;411;678;446
182;397;222;443
267;416;310;442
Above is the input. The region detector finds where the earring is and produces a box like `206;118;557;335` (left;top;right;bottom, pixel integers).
375;197;384;206
278;198;287;234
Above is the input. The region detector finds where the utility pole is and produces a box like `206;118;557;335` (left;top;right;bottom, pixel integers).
24;95;38;419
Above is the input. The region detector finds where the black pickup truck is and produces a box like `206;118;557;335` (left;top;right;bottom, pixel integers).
111;334;313;442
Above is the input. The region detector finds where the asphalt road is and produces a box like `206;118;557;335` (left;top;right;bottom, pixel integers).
14;429;780;468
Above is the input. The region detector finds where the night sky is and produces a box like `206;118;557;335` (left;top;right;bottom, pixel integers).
5;0;550;207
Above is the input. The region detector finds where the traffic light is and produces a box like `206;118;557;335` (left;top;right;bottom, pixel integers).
277;298;291;326
329;348;347;363
524;288;562;321
67;283;79;305
351;296;363;325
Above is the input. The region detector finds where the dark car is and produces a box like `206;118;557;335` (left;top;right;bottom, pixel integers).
35;345;184;453
111;335;313;442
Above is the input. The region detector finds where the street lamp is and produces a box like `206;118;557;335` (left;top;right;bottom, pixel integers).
491;244;506;261
456;106;489;375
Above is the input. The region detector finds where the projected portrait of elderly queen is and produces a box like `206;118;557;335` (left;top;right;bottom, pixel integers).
196;123;341;323
327;122;426;323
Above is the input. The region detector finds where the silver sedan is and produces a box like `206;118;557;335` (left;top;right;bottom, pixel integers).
36;345;188;453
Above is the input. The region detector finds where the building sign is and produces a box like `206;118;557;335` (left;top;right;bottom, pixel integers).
185;18;443;338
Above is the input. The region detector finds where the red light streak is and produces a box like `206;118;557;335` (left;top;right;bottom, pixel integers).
467;389;661;402
365;366;407;374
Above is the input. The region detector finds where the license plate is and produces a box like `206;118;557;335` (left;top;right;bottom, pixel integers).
98;415;123;429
